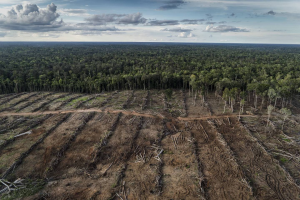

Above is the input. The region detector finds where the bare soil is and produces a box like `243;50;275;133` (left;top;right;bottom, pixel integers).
0;91;299;200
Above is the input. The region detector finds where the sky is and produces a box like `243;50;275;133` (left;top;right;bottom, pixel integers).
0;0;299;43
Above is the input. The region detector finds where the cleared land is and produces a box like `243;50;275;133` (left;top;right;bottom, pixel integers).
0;90;299;200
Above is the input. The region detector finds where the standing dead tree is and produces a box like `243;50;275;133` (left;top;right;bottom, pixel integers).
181;90;188;117
141;90;149;110
1;113;72;179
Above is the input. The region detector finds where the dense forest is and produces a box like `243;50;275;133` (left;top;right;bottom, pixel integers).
0;43;300;108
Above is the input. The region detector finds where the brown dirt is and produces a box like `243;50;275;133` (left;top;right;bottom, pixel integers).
159;130;200;199
214;117;300;200
0;91;299;200
13;113;87;178
186;92;210;117
190;120;253;200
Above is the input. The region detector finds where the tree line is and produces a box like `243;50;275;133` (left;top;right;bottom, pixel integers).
0;43;299;109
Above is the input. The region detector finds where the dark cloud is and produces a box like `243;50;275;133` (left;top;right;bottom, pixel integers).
267;10;276;15
205;25;249;32
85;13;146;25
219;21;227;24
0;3;61;31
161;27;192;32
157;0;185;11
118;13;147;25
147;20;179;26
230;13;235;17
180;19;205;24
0;3;127;33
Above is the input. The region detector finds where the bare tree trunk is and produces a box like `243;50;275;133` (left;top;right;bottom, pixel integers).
223;101;226;113
255;95;258;109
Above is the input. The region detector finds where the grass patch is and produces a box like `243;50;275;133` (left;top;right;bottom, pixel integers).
55;96;71;102
279;157;288;164
67;96;89;107
283;138;291;142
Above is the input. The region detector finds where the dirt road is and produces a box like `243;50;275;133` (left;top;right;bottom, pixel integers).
0;108;261;121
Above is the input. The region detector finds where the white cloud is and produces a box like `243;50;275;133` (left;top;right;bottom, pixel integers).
205;25;249;32
178;32;195;38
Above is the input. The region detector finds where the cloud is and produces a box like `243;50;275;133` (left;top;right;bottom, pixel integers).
180;19;205;24
230;13;235;17
118;13;147;25
178;32;195;38
85;13;146;25
205;25;249;32
59;9;88;16
147;20;179;26
157;0;185;10
161;27;192;32
0;3;61;31
219;21;227;24
161;26;195;38
266;10;276;15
